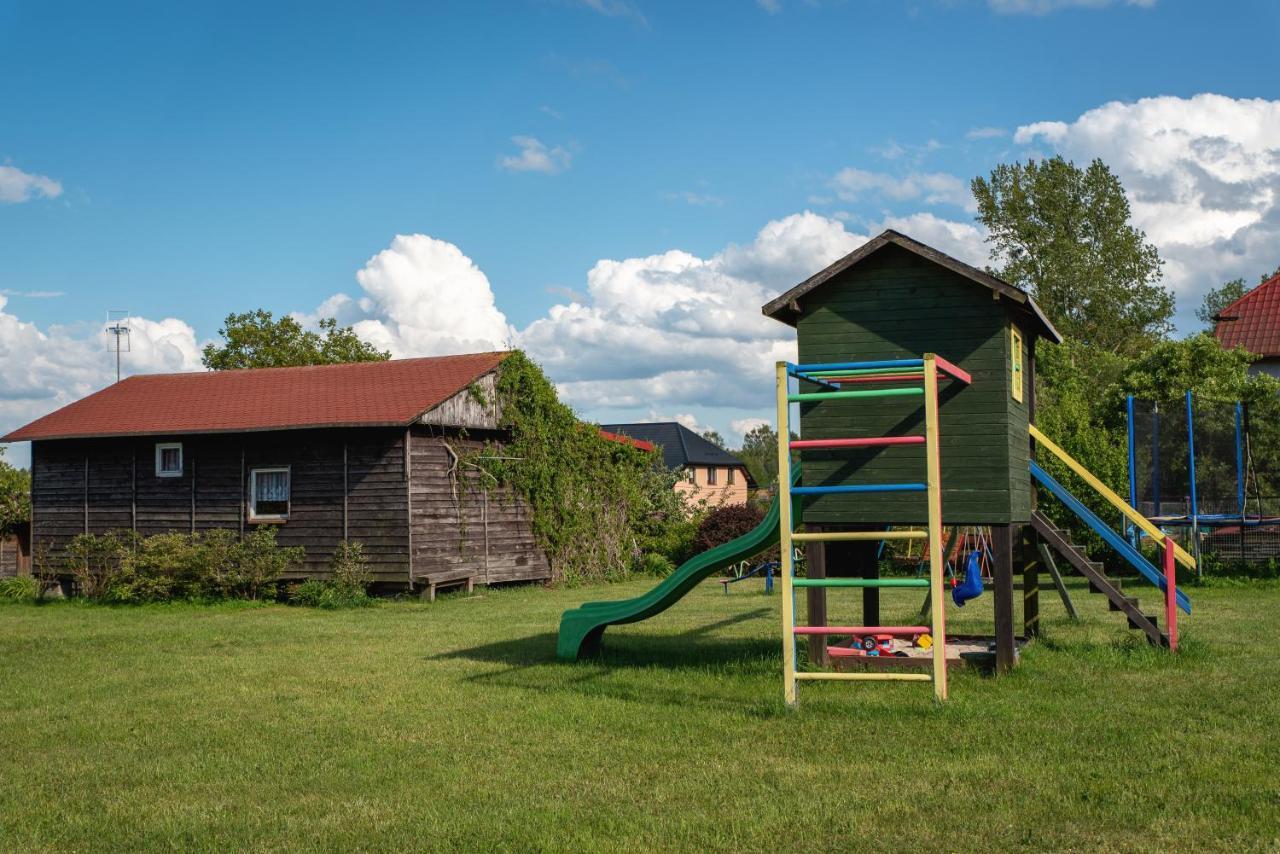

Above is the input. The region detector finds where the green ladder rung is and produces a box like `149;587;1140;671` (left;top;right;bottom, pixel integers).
791;578;931;588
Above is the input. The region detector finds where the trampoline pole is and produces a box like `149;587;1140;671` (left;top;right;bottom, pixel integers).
1186;390;1201;578
1152;402;1161;519
1235;401;1245;518
1127;395;1138;547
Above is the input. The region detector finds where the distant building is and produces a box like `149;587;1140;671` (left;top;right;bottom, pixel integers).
600;422;754;508
1214;272;1280;378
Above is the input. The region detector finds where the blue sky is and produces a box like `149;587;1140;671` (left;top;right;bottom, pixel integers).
3;0;1280;465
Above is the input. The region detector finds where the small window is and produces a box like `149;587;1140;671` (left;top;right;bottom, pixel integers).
728;467;735;485
1010;324;1025;404
155;443;183;477
707;467;717;486
249;467;291;522
687;467;696;484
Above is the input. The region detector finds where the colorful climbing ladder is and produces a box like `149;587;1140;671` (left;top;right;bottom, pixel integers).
775;354;972;705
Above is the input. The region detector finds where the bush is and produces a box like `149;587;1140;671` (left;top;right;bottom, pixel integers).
693;503;767;556
638;516;699;566
635;552;676;577
0;575;38;603
288;541;374;609
56;528;304;603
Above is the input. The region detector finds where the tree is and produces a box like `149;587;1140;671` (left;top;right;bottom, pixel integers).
700;429;726;450
201;310;390;371
0;447;30;534
972;156;1173;355
1197;278;1248;328
734;424;780;489
1197;266;1280;329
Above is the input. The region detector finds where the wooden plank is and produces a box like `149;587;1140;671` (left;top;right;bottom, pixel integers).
992;524;1016;673
1021;526;1040;638
804;527;828;668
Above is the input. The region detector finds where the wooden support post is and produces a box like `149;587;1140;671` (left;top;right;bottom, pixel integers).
190;448;196;534
1036;542;1079;620
342;441;349;542
857;539;880;627
805;530;828;668
992;524;1016;673
83;455;89;534
1022;526;1041;638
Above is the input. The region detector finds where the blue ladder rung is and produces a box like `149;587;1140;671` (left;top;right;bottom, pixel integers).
792;483;926;495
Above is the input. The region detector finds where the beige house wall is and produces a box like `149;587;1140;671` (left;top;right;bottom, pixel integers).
674;464;749;510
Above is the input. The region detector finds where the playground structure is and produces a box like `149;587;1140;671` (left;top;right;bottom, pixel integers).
1127;393;1280;565
557;230;1194;702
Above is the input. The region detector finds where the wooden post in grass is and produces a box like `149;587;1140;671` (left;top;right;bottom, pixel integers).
1022;527;1041;638
805;529;828;668
993;524;1016;673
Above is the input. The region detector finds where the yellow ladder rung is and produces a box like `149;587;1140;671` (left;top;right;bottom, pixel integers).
795;672;933;682
789;530;926;543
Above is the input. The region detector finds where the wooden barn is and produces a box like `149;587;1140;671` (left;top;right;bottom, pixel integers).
1;352;551;594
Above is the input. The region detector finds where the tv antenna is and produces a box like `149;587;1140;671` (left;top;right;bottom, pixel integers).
106;310;130;383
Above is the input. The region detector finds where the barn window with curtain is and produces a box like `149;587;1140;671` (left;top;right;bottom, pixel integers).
249;467;291;521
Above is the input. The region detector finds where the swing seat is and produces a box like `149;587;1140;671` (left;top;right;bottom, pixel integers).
951;550;984;607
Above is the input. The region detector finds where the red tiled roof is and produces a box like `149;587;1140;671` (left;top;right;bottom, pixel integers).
597;429;656;453
1214;273;1280;357
2;352;509;442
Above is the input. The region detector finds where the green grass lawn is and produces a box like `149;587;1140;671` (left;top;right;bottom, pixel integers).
2;575;1278;851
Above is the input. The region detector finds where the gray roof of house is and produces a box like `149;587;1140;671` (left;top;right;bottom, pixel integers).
599;422;753;482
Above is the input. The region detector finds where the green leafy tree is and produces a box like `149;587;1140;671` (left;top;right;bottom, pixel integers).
734;424;780;489
972;156;1173;355
0;447;30;534
1198;266;1280;329
1197;278;1249;328
700;429;726;450
201;310;390;370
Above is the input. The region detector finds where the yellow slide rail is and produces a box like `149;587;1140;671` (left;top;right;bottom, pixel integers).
1029;424;1195;570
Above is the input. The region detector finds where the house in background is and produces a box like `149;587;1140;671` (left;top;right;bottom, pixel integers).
2;353;551;594
600;422;754;508
1214;271;1280;378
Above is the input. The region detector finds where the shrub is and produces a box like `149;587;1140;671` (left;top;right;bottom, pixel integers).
0;575;38;603
693;503;767;556
288;541;375;609
55;528;303;603
635;553;676;577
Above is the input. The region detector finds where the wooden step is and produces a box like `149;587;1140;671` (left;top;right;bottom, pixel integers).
1129;613;1159;631
1108;595;1139;612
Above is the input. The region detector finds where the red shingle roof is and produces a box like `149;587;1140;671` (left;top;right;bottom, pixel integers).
1214;273;1280;357
597;429;656;452
2;352;510;442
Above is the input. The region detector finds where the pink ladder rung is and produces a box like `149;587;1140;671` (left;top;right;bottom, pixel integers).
826;373;924;384
793;625;931;636
790;436;925;450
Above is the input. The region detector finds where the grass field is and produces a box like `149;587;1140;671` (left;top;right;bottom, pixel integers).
2;575;1278;851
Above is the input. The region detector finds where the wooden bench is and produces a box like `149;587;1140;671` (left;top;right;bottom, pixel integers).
416;570;479;603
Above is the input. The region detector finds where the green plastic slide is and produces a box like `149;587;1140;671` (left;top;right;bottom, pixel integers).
556;473;798;661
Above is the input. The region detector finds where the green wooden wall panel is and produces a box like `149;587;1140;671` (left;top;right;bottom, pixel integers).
793;244;1034;525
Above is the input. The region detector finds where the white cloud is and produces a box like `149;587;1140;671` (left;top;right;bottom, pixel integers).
663;190;724;207
730;416;770;438
519;211;871;421
831;167;974;211
1013;94;1280;325
498;136;573;174
0;300;202;465
989;0;1154;13
757;0;782;12
570;0;647;25
966;126;1008;140
0;289;64;298
0;164;62;204
299;234;514;358
874;212;989;267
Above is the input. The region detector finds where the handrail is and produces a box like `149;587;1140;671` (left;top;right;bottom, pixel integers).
1032;462;1191;614
1029;424;1195;570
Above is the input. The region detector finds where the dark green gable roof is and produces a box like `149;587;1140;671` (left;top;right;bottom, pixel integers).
761;229;1063;345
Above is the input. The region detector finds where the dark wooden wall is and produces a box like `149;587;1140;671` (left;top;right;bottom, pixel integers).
794;244;1035;525
30;425;552;587
409;427;551;586
30;428;414;583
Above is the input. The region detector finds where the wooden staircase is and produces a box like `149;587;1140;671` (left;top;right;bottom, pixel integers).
1031;511;1170;647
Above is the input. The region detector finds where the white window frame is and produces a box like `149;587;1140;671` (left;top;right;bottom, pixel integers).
248;466;291;523
707;466;718;486
727;467;735;485
155;442;183;478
